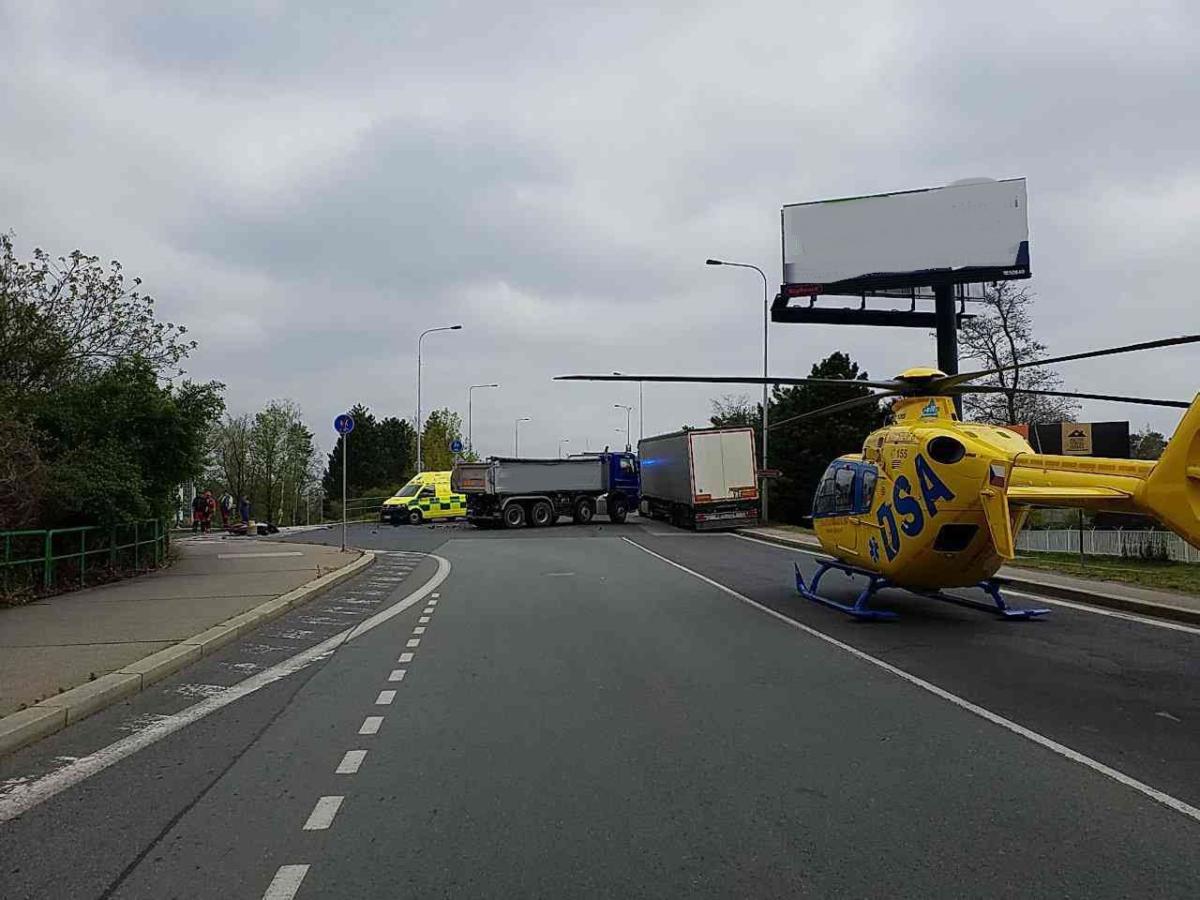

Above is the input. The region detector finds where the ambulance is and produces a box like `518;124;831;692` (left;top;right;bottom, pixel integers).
380;471;467;525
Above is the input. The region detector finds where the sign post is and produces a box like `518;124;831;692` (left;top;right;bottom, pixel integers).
334;413;355;551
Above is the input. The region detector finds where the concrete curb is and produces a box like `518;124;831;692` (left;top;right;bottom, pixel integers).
734;528;1200;626
0;550;375;758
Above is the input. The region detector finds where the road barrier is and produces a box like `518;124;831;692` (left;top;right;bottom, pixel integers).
1;520;168;600
1016;528;1198;563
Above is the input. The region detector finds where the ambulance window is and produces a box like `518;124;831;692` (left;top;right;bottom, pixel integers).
396;483;420;498
419;486;436;497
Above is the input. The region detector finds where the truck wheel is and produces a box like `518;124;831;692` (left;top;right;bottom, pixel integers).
530;500;554;527
502;504;526;529
572;498;595;525
608;497;628;524
407;509;423;526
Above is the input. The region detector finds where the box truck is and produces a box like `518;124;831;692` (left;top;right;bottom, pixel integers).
638;427;760;530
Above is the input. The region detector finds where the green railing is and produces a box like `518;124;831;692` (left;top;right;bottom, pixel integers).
1;520;168;599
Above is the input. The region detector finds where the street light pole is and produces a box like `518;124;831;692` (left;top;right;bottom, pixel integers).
514;417;531;456
614;373;644;444
558;438;571;458
614;404;633;451
467;382;499;457
416;324;463;473
707;259;770;522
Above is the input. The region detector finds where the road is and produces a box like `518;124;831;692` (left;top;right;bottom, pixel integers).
2;519;1198;897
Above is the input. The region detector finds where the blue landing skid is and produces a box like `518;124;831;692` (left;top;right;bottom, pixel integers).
794;560;1050;621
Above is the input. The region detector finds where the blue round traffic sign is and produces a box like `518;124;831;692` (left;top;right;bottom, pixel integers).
449;438;464;454
333;413;355;435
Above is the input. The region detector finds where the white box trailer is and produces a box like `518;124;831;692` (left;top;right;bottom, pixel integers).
638;427;760;530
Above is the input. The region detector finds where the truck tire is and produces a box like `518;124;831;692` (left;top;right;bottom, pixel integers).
608;496;628;524
502;503;526;529
572;497;595;525
530;500;554;527
408;508;423;526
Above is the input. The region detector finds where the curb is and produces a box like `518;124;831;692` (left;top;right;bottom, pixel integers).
0;550;375;758
734;528;1200;626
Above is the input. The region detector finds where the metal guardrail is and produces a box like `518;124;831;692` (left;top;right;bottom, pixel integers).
1016;528;1198;563
1;520;168;598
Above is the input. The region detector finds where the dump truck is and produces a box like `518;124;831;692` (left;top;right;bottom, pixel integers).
638;427;760;530
451;452;640;528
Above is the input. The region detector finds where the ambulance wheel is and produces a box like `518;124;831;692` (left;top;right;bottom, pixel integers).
608;497;628;524
530;500;554;527
502;503;526;529
572;498;595;525
408;509;423;526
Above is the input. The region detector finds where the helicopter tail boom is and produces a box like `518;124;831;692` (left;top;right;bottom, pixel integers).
1141;393;1200;548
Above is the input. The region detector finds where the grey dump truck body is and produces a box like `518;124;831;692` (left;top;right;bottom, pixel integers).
452;454;640;529
638;427;760;530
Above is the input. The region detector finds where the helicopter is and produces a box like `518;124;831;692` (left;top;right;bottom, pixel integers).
558;334;1200;620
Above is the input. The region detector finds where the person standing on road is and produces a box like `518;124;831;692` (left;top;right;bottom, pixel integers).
218;492;233;529
202;490;216;534
239;495;250;525
191;492;207;532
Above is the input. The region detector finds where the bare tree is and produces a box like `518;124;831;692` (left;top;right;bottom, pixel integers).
958;282;1079;426
210;413;253;500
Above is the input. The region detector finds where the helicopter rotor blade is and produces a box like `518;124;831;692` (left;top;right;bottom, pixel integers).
960;385;1192;409
939;333;1200;391
555;374;905;390
768;391;898;431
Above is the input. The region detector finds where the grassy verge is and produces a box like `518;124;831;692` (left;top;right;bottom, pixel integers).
1008;551;1200;596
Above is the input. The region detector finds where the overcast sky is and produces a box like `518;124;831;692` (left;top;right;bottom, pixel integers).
3;1;1198;460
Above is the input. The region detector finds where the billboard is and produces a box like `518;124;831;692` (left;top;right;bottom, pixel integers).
781;178;1030;297
1027;421;1130;458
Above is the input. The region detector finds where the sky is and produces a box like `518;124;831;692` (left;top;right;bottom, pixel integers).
2;1;1198;461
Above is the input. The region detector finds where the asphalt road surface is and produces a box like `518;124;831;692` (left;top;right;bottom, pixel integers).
2;519;1198;898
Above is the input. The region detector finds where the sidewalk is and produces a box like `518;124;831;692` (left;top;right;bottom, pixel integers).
0;536;358;717
738;526;1200;625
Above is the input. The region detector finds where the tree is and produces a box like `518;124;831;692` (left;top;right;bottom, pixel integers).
1131;425;1168;460
248;400;312;524
322;405;416;499
210;413;253;501
420;408;464;471
958;281;1079;426
765;352;887;523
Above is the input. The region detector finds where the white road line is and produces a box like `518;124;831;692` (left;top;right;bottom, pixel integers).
375;690;396;705
0;555;451;824
217;551;305;559
422;607;434;615
388;669;406;682
431;593;440;599
335;750;367;774
412;626;426;635
303;795;343;830
358;716;383;735
731;533;1200;636
263;864;309;900
419;616;431;624
428;598;438;606
406;638;421;648
622;536;1200;826
398;652;415;663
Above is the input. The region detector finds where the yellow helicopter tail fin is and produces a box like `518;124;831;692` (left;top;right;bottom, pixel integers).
1140;393;1200;548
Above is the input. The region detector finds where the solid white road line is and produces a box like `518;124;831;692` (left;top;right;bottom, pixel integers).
0;554;452;824
335;750;367;774
398;652;415;663
731;532;1200;636
622;536;1200;826
263;864;310;900
406;638;421;648
388;669;406;682
419;616;431;624
303;795;343;830
375;690;396;705
358;716;383;735
412;626;426;635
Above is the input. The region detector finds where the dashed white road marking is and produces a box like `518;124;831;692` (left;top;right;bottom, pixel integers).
412;626;426;635
335;750;367;774
622;536;1200;826
431;592;440;599
303;795;344;830
419;616;431;624
0;555;451;824
358;716;383;735
406;638;421;648
398;652;415;663
375;690;396;705
388;669;407;682
263;864;309;900
422;607;434;615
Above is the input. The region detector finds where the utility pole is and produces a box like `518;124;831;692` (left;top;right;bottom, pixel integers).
933;283;961;417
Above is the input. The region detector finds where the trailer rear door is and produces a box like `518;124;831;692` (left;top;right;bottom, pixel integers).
690;430;755;501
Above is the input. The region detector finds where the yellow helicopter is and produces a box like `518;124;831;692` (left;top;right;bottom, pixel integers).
559;334;1200;620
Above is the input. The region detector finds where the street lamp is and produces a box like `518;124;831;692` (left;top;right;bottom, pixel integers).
707;258;770;522
614;404;634;451
558;438;571;458
416;324;463;472
613;372;643;443
514;417;531;456
467;383;499;456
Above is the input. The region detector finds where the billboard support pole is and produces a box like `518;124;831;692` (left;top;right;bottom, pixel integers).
934;283;961;417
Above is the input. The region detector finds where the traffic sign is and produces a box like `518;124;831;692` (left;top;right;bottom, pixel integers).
758;468;783;478
449;438;464;454
334;413;355;435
